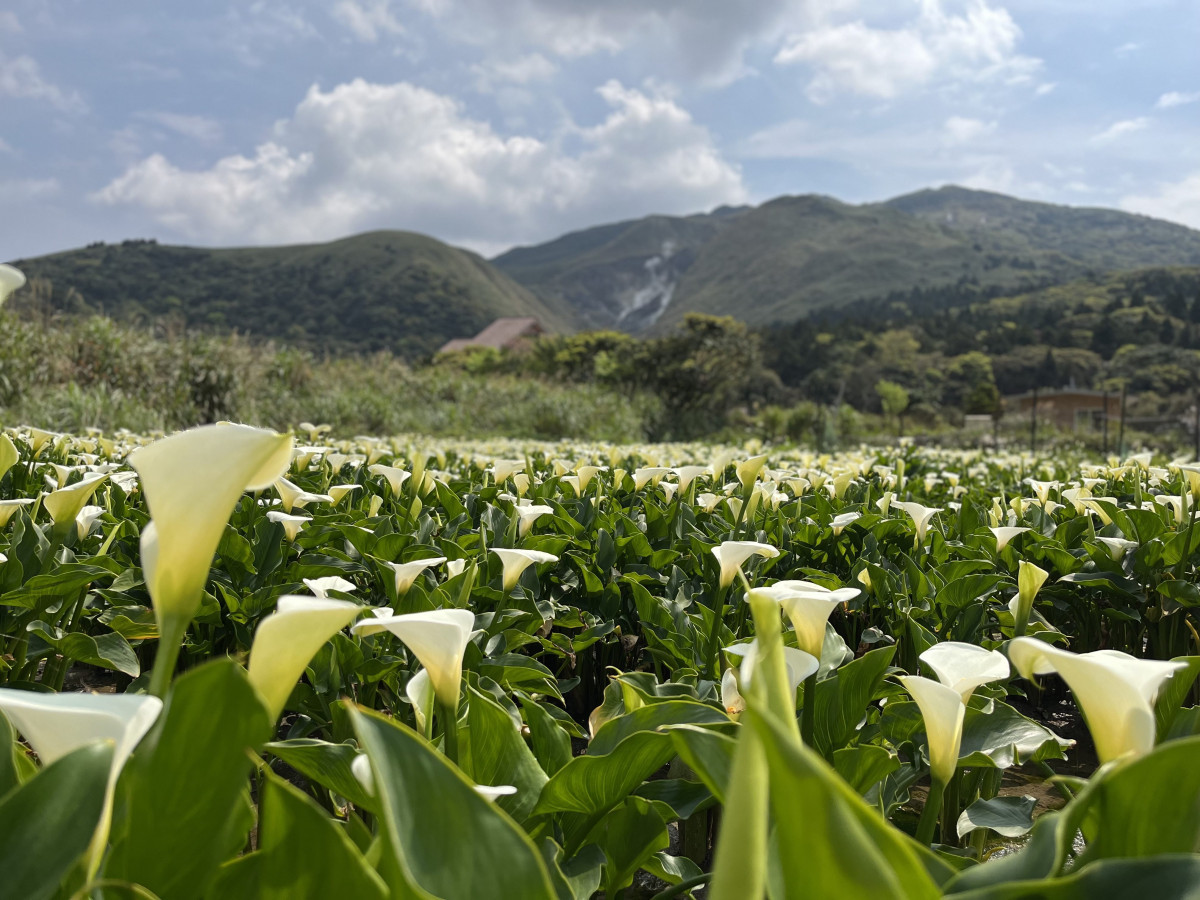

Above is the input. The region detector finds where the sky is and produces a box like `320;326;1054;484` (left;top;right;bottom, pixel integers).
2;0;1199;260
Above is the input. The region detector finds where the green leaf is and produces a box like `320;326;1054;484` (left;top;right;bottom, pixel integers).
596;797;669;895
0;564;113;608
209;773;387;900
466;685;548;822
958;700;1073;768
27;621;140;677
812;645;895;756
353;706;558;900
634;777;713;820
950;855;1200;900
956;795;1036;839
668;724;736;805
1155;656;1200;741
945;810;1065;893
519;694;573;776
0;741;113;900
748;707;950;899
106;659;272;900
264;738;378;812
0;708;20;799
834;745;901;794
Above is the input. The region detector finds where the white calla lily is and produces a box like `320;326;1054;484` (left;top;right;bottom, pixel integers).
130;424;293;689
274;476;332;512
1011;560;1049;636
711;540;779;589
75;504;105;540
673;466;708;492
831;511;861;535
721;668;745;717
267;510;310;541
246;596;363;721
352;608;476;708
1008;637;1187;763
0;433;17;482
990;526;1030;552
0;263;26;305
387;557;447;594
406;667;434;733
919;641;1009;705
473;783;519;803
369;463;410;496
0;498;35;528
491;459;524;483
735;454;768;488
634;467;670;490
302;575;356;598
514;503;554;537
896;501;942;545
328;483;361;504
898;675;965;786
44;471;108;529
1096;536;1138;561
724;640;818;707
491;548;559;592
754;580;860;658
446;558;467;578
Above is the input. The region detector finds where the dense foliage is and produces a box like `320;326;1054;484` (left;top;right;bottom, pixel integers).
2;422;1199;899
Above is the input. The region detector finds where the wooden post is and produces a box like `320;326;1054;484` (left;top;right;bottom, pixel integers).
1102;390;1109;455
1030;387;1038;455
1118;384;1127;458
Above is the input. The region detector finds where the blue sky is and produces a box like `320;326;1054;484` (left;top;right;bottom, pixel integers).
2;0;1198;259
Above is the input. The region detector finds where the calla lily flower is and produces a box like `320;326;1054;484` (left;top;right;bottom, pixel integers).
491;459;524;483
267;510;310;541
673;466;708;492
44;472;108;529
302;575;356;598
246;596;363;721
754;581;860;658
1096;536;1138;561
387;557;447;594
1011;560;1049;636
75;504;105;540
514;503;554;537
990;526;1030;552
736;454;768;488
473;783;519;803
896;501;942;545
721;668;745;717
899;642;1008;785
711;540;779;589
328;483;361;504
831;511;861;535
352;608;476;708
876;491;895;516
491;548;559;592
634;467;670;490
446;559;467;578
1008;637;1187;763
368;463;410;496
576;465;606;492
0;263;26;305
406;668;434;733
0;433;18;482
724;640;818;708
697;492;720;512
0;689;162;866
274;476;332;512
0;498;35;528
129;424;293;649
898;675;965;786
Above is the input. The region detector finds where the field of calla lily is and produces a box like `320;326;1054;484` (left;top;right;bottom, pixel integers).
1;422;1199;899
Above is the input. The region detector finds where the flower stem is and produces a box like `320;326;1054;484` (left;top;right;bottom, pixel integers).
149;616;187;699
438;700;460;767
800;670;818;749
703;583;731;680
915;778;946;846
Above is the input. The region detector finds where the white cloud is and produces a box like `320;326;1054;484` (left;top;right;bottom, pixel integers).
94;78;746;250
774;0;1040;102
0;52;83;112
1157;90;1200;109
0;177;60;199
1114;41;1142;56
333;0;405;42
0;12;21;33
136;112;223;143
1089;117;1150;144
1121;173;1200;230
471;53;557;93
944;116;997;143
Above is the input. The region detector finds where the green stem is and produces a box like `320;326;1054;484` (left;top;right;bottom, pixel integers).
800;671;818;749
915;778;946;846
703;584;731;680
438;700;460;766
942;770;961;846
652;873;712;900
149;616;188;699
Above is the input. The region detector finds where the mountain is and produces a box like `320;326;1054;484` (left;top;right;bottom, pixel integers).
495;187;1200;333
9;231;576;358
492;206;748;331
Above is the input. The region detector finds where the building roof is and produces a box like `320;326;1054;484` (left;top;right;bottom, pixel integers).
437;317;543;355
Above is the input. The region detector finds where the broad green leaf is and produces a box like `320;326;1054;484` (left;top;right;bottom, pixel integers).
1154;656;1200;741
264;738;378;812
596;797;669;896
634;777;713;820
748;707;949;899
951;855;1200;900
519;694;572;776
107;659;272;900
465;685;548;822
0;708;20;798
27;621;140;677
0;564;114;608
812;645;895;757
0;741;113;900
956;795;1036;839
669;725;736;804
209;773;387;900
353;706;557;900
945;811;1065;893
834;745;901;794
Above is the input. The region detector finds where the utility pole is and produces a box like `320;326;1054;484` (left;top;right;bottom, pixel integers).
1030;386;1038;455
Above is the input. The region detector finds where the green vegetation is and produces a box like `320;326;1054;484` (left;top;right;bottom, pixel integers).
10;231;577;359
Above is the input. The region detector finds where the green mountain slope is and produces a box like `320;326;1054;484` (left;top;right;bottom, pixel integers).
492;206;747;331
495;187;1200;334
10;231;577;358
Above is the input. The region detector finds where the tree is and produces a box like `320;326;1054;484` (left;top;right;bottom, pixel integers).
876;379;910;437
